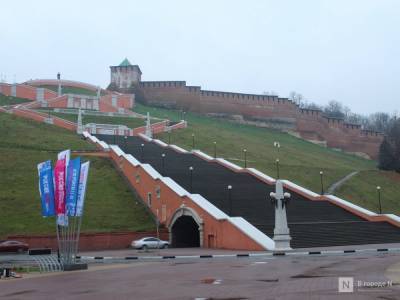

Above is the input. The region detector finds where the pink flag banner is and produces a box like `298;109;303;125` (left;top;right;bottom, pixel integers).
54;158;66;216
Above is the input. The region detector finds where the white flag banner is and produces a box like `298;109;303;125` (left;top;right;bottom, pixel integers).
58;149;71;170
76;161;90;216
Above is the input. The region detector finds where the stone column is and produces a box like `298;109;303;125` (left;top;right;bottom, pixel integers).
77;108;83;134
57;81;62;96
270;180;292;251
11;84;17;97
97;86;101;99
145;112;152;138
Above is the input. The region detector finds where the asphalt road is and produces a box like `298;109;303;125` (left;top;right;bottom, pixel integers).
1;252;399;299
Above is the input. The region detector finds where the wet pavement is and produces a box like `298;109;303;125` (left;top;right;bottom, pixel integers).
1;250;399;299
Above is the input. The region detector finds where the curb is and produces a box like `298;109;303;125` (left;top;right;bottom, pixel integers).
76;247;400;261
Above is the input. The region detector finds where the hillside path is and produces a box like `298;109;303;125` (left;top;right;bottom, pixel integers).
326;171;359;195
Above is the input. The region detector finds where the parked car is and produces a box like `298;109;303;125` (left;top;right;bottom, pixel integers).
0;240;29;253
131;237;169;250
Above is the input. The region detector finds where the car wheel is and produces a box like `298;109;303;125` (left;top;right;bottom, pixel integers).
142;245;148;251
17;248;24;254
163;244;169;249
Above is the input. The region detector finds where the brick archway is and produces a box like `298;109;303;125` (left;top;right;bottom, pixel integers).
168;206;204;247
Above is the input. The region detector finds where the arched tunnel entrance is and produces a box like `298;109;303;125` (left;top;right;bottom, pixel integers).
171;215;200;248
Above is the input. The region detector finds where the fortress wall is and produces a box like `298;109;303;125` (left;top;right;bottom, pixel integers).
138;81;382;158
139;82;299;121
139;81;201;111
199;92;298;121
296;110;383;158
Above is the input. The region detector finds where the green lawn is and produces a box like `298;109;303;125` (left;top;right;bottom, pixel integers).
37;85;104;96
0;112;155;238
336;170;400;215
134;103;400;215
0;94;32;106
43;111;147;129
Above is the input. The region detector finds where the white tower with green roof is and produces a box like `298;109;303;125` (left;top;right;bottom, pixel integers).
109;58;142;90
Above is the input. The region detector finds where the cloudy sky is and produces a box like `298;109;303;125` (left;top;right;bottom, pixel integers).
1;0;399;114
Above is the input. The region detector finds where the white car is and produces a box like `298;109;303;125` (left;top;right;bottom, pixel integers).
131;237;169;250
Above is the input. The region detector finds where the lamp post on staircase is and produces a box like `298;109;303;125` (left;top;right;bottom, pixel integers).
227;185;232;215
161;153;166;175
276;159;280;179
243;149;247;168
377;186;382;214
189;166;194;193
320;171;324;195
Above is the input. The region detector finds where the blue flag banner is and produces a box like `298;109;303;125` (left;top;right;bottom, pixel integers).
66;157;81;216
76;161;90;217
37;160;55;217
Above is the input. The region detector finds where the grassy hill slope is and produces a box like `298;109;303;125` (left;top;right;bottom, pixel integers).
0;112;154;237
134;103;400;215
0;93;32;106
44;111;147;129
37;85;103;96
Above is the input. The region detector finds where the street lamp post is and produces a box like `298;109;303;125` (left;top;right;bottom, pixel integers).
243;149;247;168
189;166;194;193
124;135;127;148
276;159;280;179
141;143;145;161
377;186;382;214
168;129;171;144
161;153;166;175
228;185;233;215
183;111;186;121
319;171;324;195
213;141;217;158
274;141;281;153
192;133;195;149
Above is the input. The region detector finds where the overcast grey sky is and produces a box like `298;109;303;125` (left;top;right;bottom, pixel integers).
1;0;399;114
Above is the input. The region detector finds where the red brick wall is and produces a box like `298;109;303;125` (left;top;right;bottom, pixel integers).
107;146;266;250
296;109;383;159
138;82;383;159
7;231;169;251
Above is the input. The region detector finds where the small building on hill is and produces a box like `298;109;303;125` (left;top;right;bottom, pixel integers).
109;58;142;90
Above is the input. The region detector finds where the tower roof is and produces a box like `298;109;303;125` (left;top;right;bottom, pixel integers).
119;58;132;67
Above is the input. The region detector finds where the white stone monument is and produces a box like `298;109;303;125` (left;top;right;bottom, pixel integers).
270;180;292;251
57;72;62;96
96;86;101;99
145;112;152;138
77;108;83;134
